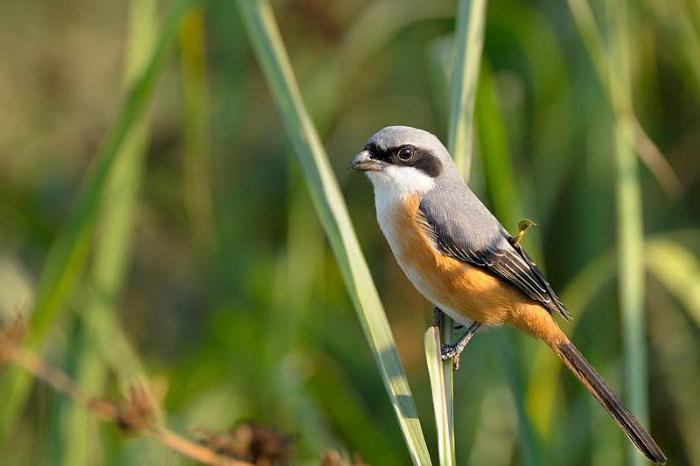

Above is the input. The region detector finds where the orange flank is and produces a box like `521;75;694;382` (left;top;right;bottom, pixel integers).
390;194;568;347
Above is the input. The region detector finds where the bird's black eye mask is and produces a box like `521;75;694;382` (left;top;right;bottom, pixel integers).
365;143;443;178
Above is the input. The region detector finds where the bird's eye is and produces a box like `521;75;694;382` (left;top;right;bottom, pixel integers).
397;146;413;161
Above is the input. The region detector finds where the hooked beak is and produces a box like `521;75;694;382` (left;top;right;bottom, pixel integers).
350;150;384;172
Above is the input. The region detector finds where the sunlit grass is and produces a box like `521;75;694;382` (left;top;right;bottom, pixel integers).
424;326;453;466
448;0;487;179
610;3;647;464
234;0;432;463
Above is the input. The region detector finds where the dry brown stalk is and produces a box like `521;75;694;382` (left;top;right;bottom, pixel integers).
0;333;252;466
0;326;360;465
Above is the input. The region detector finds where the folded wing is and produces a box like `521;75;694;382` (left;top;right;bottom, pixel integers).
418;189;571;320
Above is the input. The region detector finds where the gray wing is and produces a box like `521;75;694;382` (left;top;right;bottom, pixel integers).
419;178;571;320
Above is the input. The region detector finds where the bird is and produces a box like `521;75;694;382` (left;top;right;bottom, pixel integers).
350;125;666;464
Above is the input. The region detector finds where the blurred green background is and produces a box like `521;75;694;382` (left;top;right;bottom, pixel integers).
0;0;699;465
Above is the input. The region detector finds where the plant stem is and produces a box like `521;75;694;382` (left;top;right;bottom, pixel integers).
179;4;214;247
609;3;648;465
448;0;487;179
425;325;455;466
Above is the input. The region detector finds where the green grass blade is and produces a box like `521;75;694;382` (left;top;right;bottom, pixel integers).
61;1;159;464
565;0;611;101
425;327;454;466
25;0;193;346
234;1;432;464
83;0;159;393
438;321;456;465
59;324;107;466
610;4;649;465
0;0;194;444
179;4;214;247
475;64;521;227
566;0;680;196
447;0;487;179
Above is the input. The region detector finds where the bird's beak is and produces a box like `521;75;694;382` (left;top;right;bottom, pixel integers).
350;150;383;172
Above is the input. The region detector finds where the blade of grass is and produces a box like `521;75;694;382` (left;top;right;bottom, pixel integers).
566;0;681;196
615;87;649;466
234;1;432;464
448;0;487;179
0;0;194;444
59;322;106;466
437;318;456;466
684;0;700;41
475;64;521;227
61;0;159;464
425;326;454;466
648;0;700;101
179;3;215;247
610;3;649;465
430;2;488;464
427;36;452;131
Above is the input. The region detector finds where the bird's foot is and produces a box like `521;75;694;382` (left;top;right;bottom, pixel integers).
439;321;482;371
440;343;462;370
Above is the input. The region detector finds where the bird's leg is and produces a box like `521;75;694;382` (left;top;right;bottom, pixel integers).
433;307;444;327
440;321;482;370
434;307;464;328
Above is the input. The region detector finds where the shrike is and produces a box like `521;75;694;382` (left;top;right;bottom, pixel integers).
350;125;666;464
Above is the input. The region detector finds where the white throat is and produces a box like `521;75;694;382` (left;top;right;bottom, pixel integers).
367;165;435;206
367;165;435;227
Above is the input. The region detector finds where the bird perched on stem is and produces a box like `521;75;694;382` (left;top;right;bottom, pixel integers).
350;126;666;464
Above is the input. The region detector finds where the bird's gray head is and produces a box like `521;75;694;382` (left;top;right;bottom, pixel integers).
350;126;455;195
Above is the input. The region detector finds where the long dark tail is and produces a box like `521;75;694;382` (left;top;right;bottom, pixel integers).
554;342;667;464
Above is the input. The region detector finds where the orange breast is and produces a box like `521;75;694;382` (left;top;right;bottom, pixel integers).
388;194;566;345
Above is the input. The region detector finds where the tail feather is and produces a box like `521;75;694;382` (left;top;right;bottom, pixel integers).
554;342;667;464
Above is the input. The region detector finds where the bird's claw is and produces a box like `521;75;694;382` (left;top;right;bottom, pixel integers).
440;343;461;370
